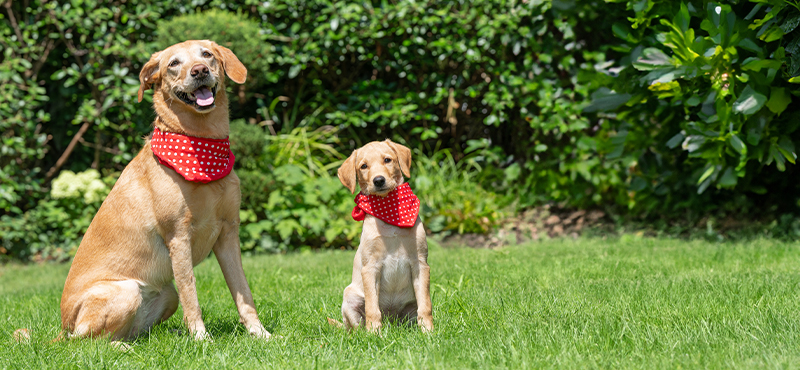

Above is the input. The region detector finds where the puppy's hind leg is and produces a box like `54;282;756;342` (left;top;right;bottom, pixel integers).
341;285;365;331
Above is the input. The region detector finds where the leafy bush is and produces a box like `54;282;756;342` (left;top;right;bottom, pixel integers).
0;170;114;262
413;148;509;235
3;0;800;261
156;9;274;105
231;120;508;252
589;0;800;214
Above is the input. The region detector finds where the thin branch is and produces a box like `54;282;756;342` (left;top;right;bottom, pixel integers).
4;1;23;42
78;137;120;155
29;38;57;80
44;121;91;182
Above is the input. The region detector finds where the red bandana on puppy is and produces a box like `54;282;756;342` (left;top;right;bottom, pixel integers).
150;127;235;183
352;182;420;228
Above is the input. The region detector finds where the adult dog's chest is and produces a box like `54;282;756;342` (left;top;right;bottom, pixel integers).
153;166;239;266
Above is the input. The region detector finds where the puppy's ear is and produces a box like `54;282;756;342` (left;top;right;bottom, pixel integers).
212;43;247;84
338;150;358;194
385;139;412;177
137;51;161;103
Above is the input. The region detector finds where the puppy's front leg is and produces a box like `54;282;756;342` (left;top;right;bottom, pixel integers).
412;258;434;332
169;235;210;341
213;223;271;340
361;259;383;333
413;230;434;332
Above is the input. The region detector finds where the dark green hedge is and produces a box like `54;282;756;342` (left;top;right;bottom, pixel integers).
2;0;799;261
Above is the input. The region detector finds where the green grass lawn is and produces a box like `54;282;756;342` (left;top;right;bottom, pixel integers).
3;237;800;369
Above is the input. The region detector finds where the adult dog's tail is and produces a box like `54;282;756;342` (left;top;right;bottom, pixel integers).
13;328;31;343
13;328;67;343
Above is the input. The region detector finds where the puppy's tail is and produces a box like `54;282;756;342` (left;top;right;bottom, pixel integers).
326;318;344;328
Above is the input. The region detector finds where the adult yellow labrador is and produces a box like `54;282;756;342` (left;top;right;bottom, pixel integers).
59;40;270;341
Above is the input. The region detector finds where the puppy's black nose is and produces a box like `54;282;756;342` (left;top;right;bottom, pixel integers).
373;176;386;187
191;64;209;78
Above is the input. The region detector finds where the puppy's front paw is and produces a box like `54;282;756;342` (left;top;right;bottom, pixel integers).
248;325;272;340
367;321;382;334
110;341;134;353
192;330;213;342
419;318;434;333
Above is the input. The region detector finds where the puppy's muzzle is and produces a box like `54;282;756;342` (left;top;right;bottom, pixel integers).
373;176;386;188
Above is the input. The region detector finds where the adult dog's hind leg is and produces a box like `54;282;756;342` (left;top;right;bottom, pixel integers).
69;280;143;340
127;283;179;338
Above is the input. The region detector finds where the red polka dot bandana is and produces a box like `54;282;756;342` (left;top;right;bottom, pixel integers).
150;127;235;183
352;182;420;228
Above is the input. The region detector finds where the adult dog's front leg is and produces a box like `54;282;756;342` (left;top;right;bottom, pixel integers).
361;262;382;333
213;223;271;340
168;235;210;341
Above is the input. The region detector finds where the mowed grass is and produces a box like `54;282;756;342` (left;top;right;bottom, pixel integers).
3;237;800;369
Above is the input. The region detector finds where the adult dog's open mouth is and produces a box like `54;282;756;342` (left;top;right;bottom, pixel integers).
175;85;217;111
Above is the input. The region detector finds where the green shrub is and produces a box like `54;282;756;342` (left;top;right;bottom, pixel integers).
4;0;800;261
156;9;275;100
413;148;509;235
231;120;508;252
589;0;800;214
0;170;115;262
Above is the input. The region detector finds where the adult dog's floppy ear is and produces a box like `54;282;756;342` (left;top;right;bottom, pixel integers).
212;43;247;84
338;150;358;194
385;139;411;177
137;51;161;103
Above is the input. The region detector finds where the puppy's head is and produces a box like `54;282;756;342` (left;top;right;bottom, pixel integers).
338;140;412;196
137;40;246;114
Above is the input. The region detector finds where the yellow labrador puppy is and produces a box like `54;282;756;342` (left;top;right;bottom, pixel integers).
58;40;270;341
333;140;434;333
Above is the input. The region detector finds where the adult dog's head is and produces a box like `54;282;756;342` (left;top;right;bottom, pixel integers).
338;140;412;196
137;40;246;115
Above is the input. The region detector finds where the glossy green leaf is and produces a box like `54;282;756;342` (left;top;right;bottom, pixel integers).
666;132;684;149
778;137;797;164
729;134;746;155
633;48;671;70
718;167;738;187
584;88;632;113
766;87;791;114
732;85;767;115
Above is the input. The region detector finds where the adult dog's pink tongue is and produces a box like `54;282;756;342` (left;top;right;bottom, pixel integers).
194;87;214;106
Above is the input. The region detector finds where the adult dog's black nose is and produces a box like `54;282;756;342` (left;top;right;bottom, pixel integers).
191;64;209;78
373;176;386;187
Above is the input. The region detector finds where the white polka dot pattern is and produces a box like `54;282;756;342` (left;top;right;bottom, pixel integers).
352;183;420;228
150;127;235;183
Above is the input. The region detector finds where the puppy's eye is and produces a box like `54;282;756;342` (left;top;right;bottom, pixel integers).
360;164;368;169
202;51;212;58
384;158;391;163
169;59;180;67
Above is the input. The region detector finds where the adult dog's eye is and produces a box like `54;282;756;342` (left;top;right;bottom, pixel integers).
360;164;368;169
169;59;180;67
384;158;391;163
202;51;212;58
